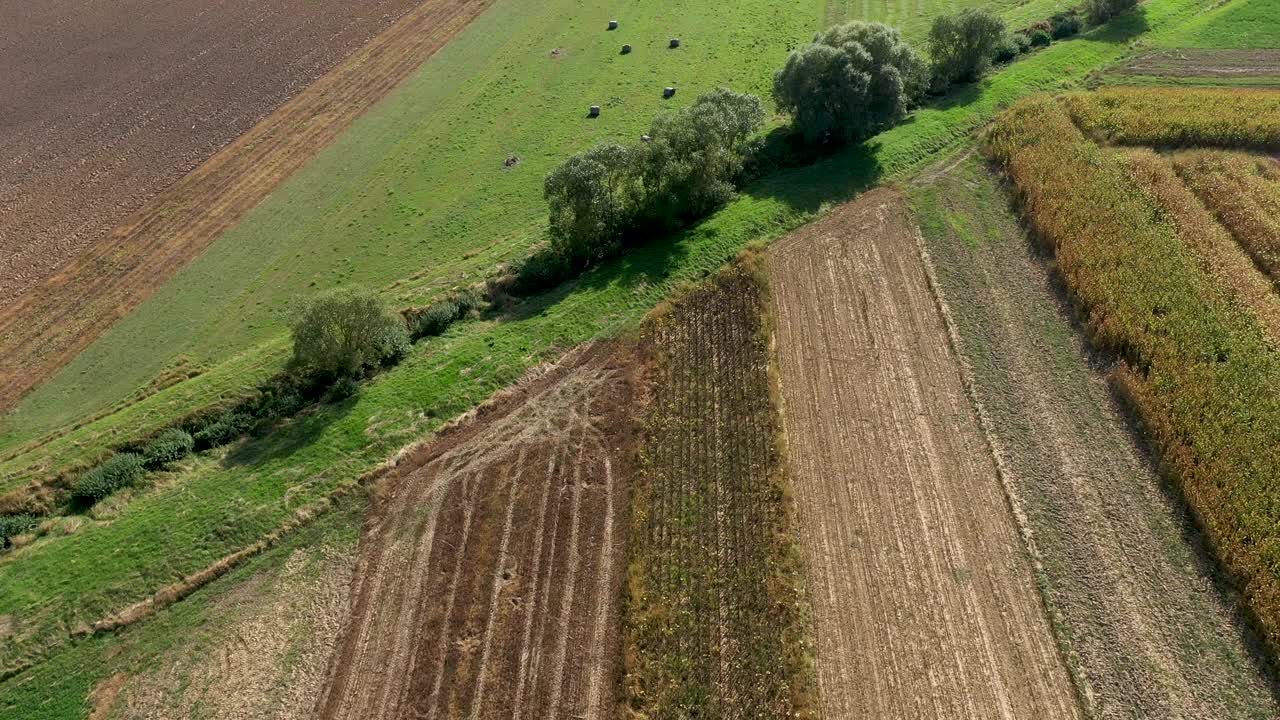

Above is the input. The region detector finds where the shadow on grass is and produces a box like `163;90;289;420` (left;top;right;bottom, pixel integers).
222;396;356;468
1092;7;1150;44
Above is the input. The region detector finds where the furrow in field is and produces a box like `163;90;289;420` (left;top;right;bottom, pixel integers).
767;188;1080;719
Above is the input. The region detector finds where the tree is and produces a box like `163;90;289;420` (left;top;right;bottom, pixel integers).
544;142;637;263
772;22;927;146
638;88;766;224
290;288;409;381
928;8;1007;87
1084;0;1139;24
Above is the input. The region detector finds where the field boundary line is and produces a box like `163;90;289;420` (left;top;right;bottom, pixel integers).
905;176;1094;713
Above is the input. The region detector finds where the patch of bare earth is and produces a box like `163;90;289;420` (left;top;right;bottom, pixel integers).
909;154;1279;718
314;343;638;720
1112;49;1280;78
0;0;495;413
768;188;1081;719
110;544;357;720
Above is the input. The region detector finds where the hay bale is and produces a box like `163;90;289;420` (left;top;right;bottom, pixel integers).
608;20;618;30
589;105;601;118
641;134;652;143
663;87;676;99
621;44;632;54
669;38;681;48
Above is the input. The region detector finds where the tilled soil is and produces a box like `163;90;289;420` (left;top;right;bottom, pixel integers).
314;344;638;720
768;189;1081;720
0;0;493;412
911;154;1280;719
1112;49;1280;77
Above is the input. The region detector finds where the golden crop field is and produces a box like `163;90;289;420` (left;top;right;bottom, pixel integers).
984;90;1280;653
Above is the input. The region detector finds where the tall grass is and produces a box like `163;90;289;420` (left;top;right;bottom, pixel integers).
984;95;1280;654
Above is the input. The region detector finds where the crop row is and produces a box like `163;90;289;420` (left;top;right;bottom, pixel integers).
984;95;1280;652
1064;87;1280;149
624;263;815;718
1171;149;1280;284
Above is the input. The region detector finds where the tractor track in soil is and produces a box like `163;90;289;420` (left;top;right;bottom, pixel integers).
314;343;638;720
0;0;494;413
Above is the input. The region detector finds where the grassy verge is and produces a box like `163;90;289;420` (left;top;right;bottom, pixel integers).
623;259;816;718
0;494;364;720
984;92;1280;656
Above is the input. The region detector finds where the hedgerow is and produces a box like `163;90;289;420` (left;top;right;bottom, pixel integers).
71;453;146;506
141;428;194;469
984;94;1280;653
0;514;37;548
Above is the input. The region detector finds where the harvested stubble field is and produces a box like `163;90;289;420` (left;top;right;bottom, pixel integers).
985;88;1280;659
911;152;1279;719
315;343;637;720
0;0;494;414
767;188;1080;719
624;264;815;718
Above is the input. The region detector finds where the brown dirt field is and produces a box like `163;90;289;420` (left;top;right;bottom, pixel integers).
768;188;1081;719
0;0;494;413
1112;49;1280;77
314;343;638;720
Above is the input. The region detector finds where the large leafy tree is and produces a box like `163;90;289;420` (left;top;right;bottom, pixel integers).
290;288;409;380
773;22;927;146
927;8;1006;86
544;142;637;262
638;88;766;224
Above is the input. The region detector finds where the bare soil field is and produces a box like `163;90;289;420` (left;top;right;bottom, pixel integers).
1112;49;1280;78
623;265;816;718
314;343;637;720
768;188;1081;719
0;0;493;412
910;154;1279;719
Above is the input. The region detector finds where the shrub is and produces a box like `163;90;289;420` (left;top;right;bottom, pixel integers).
142;428;194;469
1049;10;1083;38
1028;28;1052;47
636;88;766;226
290;288;410;381
544;142;639;263
193;411;254;450
772;21;926;146
71;453;146;506
1084;0;1139;24
1013;32;1033;53
927;8;1006;87
0;514;37;547
328;375;360;401
507;244;574;296
992;34;1021;64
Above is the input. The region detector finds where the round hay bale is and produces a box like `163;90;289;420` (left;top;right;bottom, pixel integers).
608;20;618;30
669;38;681;48
641;134;652;143
589;105;601;118
621;44;632;54
663;87;676;99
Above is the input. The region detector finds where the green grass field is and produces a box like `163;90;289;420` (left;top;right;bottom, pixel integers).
0;0;1256;713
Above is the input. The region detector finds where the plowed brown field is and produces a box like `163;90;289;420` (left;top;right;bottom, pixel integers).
768;189;1081;719
314;343;637;720
0;0;493;412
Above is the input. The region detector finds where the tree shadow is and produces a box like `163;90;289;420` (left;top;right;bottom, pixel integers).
221;395;355;468
1090;7;1150;44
